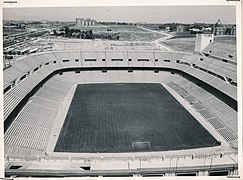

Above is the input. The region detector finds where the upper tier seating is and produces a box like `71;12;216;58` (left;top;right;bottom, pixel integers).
202;43;237;63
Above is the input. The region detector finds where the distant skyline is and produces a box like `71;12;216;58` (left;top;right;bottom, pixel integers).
3;6;236;24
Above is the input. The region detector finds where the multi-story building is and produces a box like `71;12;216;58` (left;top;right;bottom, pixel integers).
76;18;96;27
213;19;236;36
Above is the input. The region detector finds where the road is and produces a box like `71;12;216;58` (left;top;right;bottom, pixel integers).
137;26;174;51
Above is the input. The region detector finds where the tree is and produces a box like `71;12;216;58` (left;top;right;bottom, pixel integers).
53;29;57;35
64;26;70;37
86;30;93;39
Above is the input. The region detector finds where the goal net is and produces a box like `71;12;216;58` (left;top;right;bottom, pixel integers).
132;142;151;152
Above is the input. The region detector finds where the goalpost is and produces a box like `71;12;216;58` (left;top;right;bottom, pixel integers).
132;142;151;152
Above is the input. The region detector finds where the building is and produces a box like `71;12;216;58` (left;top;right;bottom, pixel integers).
41;20;47;24
165;26;170;32
194;34;214;52
213;20;236;36
3;48;238;177
176;25;186;33
76;18;96;27
225;25;236;35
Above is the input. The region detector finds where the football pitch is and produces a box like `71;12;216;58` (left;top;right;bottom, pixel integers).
54;83;219;153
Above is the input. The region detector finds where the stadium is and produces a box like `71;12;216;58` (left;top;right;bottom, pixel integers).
3;32;238;177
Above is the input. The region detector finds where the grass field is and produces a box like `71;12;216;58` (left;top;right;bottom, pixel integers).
54;83;219;153
73;25;164;41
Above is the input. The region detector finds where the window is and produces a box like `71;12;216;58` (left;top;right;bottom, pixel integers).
102;59;106;61
228;55;233;58
33;67;39;72
53;61;56;63
164;59;170;62
85;59;96;61
200;58;203;61
111;59;123;61
45;62;50;65
176;60;180;63
104;175;133;177
137;59;149;62
4;85;11;93
230;81;237;86
9;166;22;169
142;174;164;177
62;60;69;62
75;59;79;62
209;170;229;176
20;74;27;80
155;59;158;62
176;172;197;176
128;59;132;61
227;78;232;83
80;166;90;170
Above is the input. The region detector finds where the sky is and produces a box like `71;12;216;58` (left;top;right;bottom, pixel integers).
3;6;236;24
